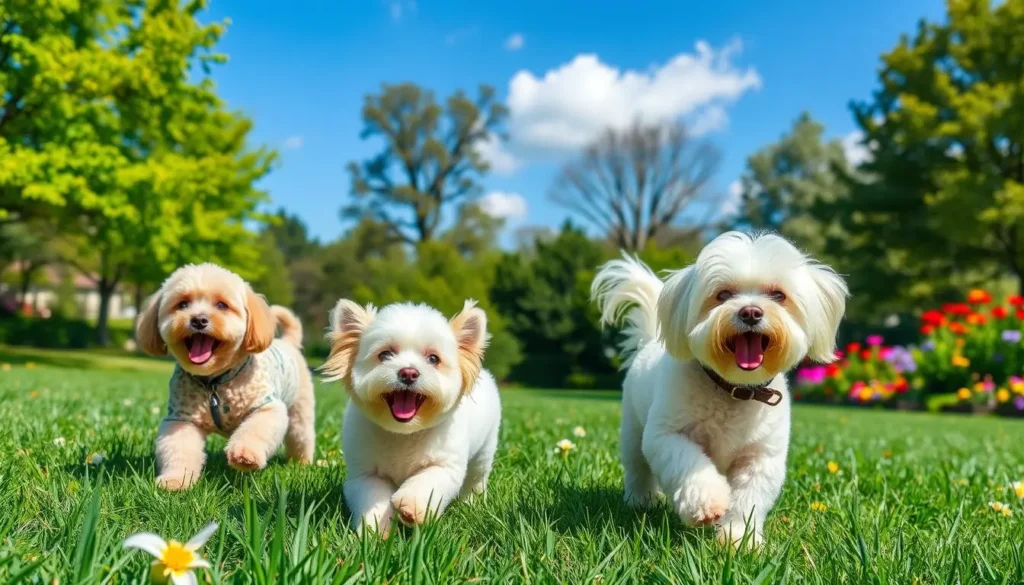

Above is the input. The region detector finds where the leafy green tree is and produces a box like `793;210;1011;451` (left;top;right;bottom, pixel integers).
250;231;294;307
836;0;1024;302
346;83;508;244
734;113;852;268
491;222;613;387
1;0;274;344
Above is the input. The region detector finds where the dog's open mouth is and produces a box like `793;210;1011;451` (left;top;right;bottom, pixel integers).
185;334;220;365
383;390;426;423
726;332;771;371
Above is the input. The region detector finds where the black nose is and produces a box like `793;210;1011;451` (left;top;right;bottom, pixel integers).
190;314;210;330
398;367;419;385
738;305;763;326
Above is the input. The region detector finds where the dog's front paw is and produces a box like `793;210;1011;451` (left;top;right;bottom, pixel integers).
391;491;432;526
225;443;267;472
716;519;763;550
672;468;731;526
156;473;199;491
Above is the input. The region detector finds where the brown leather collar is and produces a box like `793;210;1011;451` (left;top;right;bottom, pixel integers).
702;366;783;406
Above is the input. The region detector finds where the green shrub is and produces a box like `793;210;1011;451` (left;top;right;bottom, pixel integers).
0;315;132;349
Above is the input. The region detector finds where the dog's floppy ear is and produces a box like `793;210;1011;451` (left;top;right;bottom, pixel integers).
243;288;275;353
804;263;849;363
450;299;489;394
135;293;166;356
321;299;377;383
657;266;696;360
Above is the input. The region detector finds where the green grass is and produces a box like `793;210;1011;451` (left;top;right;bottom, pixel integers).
1;353;1022;584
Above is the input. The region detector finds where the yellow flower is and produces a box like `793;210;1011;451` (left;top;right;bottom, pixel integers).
989;501;1005;512
1013;481;1024;499
1003;507;1013;517
1;363;10;372
554;439;576;455
957;388;972;401
997;389;1011;403
316;459;328;468
1013;381;1024;394
951;355;970;368
810;501;828;512
827;461;840;474
572;426;586;438
124;523;217;584
25;362;36;370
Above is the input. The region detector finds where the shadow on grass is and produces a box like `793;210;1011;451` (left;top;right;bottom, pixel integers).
509;389;623;402
540;480;707;547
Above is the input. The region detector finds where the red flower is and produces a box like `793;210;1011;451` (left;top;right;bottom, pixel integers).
949;322;968;335
966;313;987;325
859;349;872;360
942;303;971;316
1009;295;1024;307
921;310;947;326
992;306;1008;319
920;325;935;335
879;347;893;360
967;289;992;304
846;342;862;354
826;364;841;378
1018;309;1024;320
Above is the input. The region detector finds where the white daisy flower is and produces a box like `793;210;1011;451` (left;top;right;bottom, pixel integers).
123;522;218;585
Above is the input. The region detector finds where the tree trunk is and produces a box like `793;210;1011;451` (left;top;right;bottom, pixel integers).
95;279;115;347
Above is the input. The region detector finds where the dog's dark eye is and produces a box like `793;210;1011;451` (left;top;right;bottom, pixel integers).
215;301;229;311
378;350;394;361
715;290;734;302
769;290;787;303
427;354;440;366
178;300;190;310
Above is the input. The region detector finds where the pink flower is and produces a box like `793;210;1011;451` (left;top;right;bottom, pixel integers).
866;335;884;347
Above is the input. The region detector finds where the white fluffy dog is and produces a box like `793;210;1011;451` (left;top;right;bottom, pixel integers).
592;231;847;547
322;299;501;536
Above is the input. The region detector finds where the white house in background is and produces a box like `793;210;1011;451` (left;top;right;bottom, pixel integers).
1;263;136;321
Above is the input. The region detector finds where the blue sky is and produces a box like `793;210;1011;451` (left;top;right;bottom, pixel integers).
202;0;946;243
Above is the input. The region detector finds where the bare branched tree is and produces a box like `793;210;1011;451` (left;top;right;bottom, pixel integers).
549;120;721;252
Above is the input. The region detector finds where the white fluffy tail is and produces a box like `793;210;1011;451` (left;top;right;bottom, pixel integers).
590;254;664;368
271;305;304;347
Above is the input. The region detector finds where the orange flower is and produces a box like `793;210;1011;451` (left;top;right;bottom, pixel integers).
826;364;841;378
920;325;935;335
967;289;992;304
966;313;987;325
859;349;872;360
949;322;968;335
992;306;1009;319
1009;295;1024;307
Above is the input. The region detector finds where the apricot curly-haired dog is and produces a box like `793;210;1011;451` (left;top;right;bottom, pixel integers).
135;263;315;490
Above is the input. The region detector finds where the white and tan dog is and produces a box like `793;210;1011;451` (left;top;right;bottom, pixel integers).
322;299;501;536
136;263;315;490
592;231;847;547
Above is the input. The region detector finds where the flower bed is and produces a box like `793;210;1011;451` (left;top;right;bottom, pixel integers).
793;290;1024;417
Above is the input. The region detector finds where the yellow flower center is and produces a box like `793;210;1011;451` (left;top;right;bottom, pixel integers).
160;541;195;574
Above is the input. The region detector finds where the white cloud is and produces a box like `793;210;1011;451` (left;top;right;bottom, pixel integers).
388;1;416;22
840;130;871;166
444;26;478;46
720;179;745;218
478;191;528;220
476;133;521;176
505;33;525;51
505;40;761;155
282;135;304;150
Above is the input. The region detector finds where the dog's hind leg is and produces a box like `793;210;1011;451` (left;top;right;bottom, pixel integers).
284;375;316;464
621;407;658;507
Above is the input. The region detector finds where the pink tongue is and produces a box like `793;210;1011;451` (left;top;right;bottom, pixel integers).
389;391;420;420
188;335;215;364
734;333;764;370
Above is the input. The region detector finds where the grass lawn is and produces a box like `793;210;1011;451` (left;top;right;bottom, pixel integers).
1;349;1022;584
